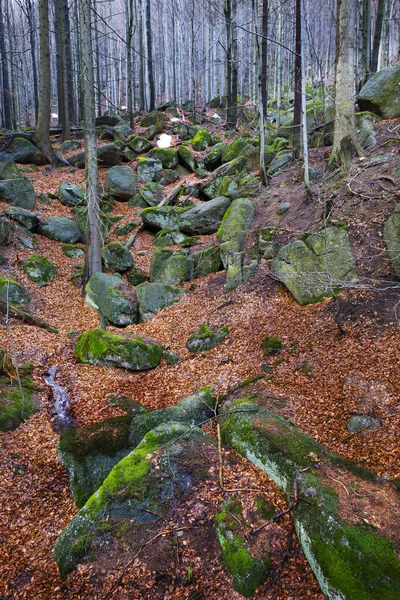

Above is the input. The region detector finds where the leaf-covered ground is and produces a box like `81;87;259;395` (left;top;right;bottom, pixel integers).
0;118;399;599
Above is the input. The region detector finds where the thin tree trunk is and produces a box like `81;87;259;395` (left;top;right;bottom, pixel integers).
261;0;268;118
293;0;302;158
371;0;386;73
146;0;155;111
0;0;12;129
26;0;39;123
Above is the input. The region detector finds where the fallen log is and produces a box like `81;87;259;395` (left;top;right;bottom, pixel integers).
0;300;58;334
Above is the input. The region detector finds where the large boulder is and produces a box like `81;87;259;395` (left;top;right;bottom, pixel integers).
5;206;40;231
22;254;57;286
105;165;136;201
140;111;164;128
191;246;222;277
0;178;36;209
0;217;12;245
216;197;254;266
101;241;134;272
149;249;193;284
358;62;400;119
191;128;212;151
74;328;163;370
0;160;24;180
271;226;356;305
58;181;86;207
0;136;46;165
136;282;185;321
221;398;400;600
148;147;178;169
178;196;231;235
384;208;400;278
0;275;30;306
69;144;120;169
141;206;182;231
0;367;36;432
85;272;139;327
177;145;196;171
36;217;82;243
128;135;154;154
136;157;163;184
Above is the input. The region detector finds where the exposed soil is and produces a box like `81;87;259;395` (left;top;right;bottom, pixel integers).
0;116;399;599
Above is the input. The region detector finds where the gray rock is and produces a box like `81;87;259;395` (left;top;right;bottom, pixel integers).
140;111;164;128
192;246;222;277
105;165;136;201
141;206;181;231
22;254;57;286
0;217;11;245
0;275;30;306
101;241;134;272
0;136;45;165
36;217;82;243
5;206;39;230
384;209;400;278
0;178;36;209
216;197;254;268
86;272;139;326
136;282;185;321
58;180;86;207
149;249;193;285
178;196;231;235
136;157;163;184
148;147;178;169
358;62;400;119
0;160;24;180
347;415;380;433
186;323;229;353
268;150;292;176
128;136;154;154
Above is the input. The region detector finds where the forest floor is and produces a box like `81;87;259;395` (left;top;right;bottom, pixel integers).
0;116;399;599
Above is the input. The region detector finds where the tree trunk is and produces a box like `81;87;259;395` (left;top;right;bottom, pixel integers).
293;0;302;158
361;0;371;84
126;0;134;126
329;0;363;170
34;0;56;164
26;0;39;123
0;0;12;129
370;0;386;73
79;0;103;287
146;0;155;111
260;0;268;119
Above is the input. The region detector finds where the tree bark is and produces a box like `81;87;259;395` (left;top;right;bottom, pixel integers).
146;0;155;111
293;0;302;158
370;0;386;73
0;0;12;129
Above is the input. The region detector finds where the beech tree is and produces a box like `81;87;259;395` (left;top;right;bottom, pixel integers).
0;0;12;129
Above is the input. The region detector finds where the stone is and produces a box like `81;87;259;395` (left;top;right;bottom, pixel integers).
114;221;137;236
177;145;196;171
204;142;227;171
74;328;163;370
154;169;179;186
125;266;147;286
216;197;254;268
214;156;248;176
136;157;163;183
186;323;229;353
85;272;139;327
192;246;222;278
61;140;81;151
0;160;23;180
95;115;121;127
112;122;134;142
355;111;378;149
358;62;400;119
0;136;45;165
178;196;232;235
148;147;178;169
136;282;185;321
140;206;181;231
347;415;380;433
191;128;212;151
5;206;39;231
69;144;120;169
384;210;400;278
271;226;356;305
58;181;86;207
277;202;291;215
140;111;164;128
128;135;154;154
0;217;12;245
267;150;292;176
0;275;30;306
0;178;36;209
36;217;82;244
0;369;36;432
149;249;193;284
153;228;192;247
222;135;253;162
62;244;84;259
23;254;57;286
101;241;134;272
105;165;136;201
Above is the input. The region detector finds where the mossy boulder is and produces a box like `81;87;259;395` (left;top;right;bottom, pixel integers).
85;273;139;327
149;249;193;284
178;196;231;235
0;178;36;209
111;122;134;142
221;398;400;600
0;160;24;180
136;157;163;184
58;181;86;207
221;135;252;163
148;147;178;169
191;128;212;151
62;244;84;259
153;228;192;247
61;139;81;151
215;497;270;597
0;217;11;245
128;135;154;154
4;206;39;230
74;328;163;370
358;62;400;119
192;246;222;277
140;206;181;231
114;221;137;236
0;136;45;165
136;282;184;321
267;150;292;176
36;217;82;244
216;197;254;267
0;370;37;432
54;422;208;578
23;254;57;286
215;155;248;177
271;226;356;305
69;144;120;169
125;266;147;286
384;209;400;278
355;111;378;149
105;165;136;201
101;241;134;272
0;275;30;306
177;145;196;171
154;169;179;186
140;111;164;128
204;142;227;171
186;323;229;353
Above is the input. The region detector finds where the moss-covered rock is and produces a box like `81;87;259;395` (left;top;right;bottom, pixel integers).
384;209;400;278
23;253;57;286
267;150;292;176
54;422;206;578
261;335;282;355
0;369;37;431
140;111;164;128
0;275;30;306
136;157;163;184
192;245;222;277
215;155;248;177
186;323;229;353
68;144;120;169
177;145;196;172
0;178;36;209
153;228;191;247
136;282;185;321
128;135;154;154
105;165;136;201
140;206;181;232
62;244;84;259
58;181;86;207
221;398;400;600
0;136;45;165
74;328;163;370
0;160;24;180
101;241;134;273
4;206;39;230
154;169;179;186
125;266;147;286
216;197;254;268
204;142;227;171
178;196;231;235
36;217;82;244
0;216;11;245
149;249;193;284
271;226;356;305
215;497;270;597
148;147;178;169
221;134;252;163
61;139;81;151
358;62;400;119
191;128;212;151
85;272;139;327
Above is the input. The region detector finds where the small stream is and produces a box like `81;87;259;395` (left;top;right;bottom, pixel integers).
45;365;74;432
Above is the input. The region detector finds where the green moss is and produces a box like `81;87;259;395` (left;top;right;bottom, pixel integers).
0;373;36;431
191;128;212;151
255;498;275;520
261;336;282;356
148;147;178;169
186;324;229;353
23;253;57;286
0;275;30;306
62;244;84;259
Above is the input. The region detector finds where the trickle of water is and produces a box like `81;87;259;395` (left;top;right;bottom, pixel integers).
45;365;74;432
